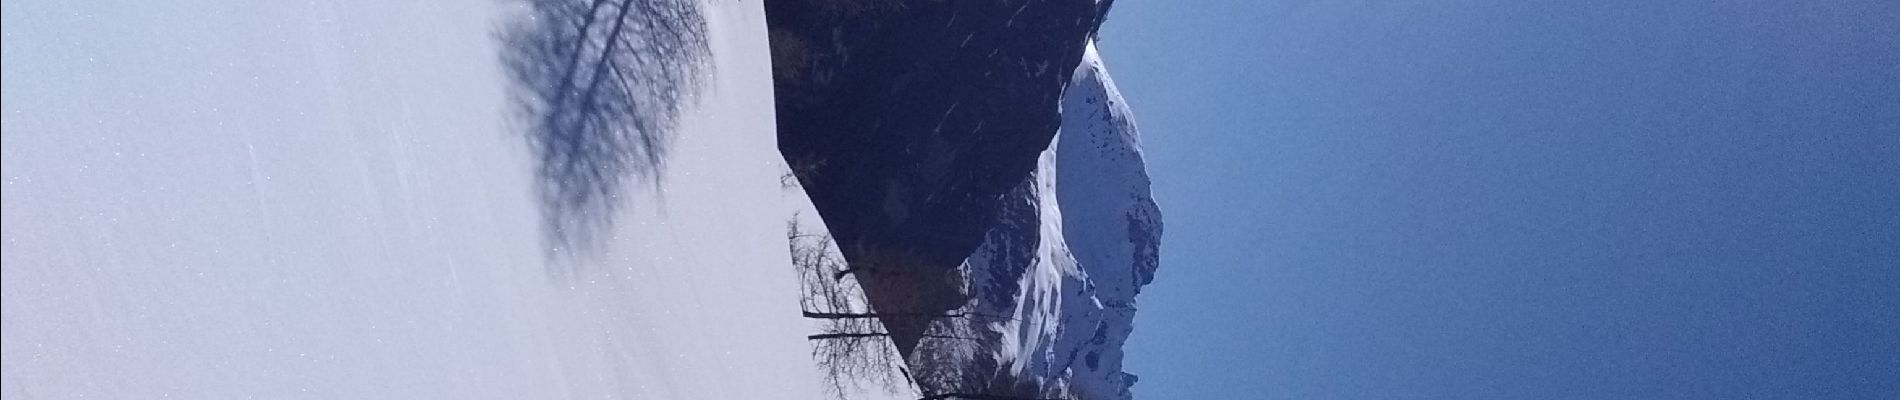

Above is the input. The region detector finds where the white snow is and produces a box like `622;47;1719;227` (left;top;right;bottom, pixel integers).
967;41;1161;400
994;144;1104;395
2;1;826;399
1055;42;1162;400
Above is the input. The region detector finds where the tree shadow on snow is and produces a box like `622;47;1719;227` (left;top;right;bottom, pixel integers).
497;0;711;265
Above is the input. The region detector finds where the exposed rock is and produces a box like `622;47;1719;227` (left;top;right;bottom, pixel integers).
765;0;1111;356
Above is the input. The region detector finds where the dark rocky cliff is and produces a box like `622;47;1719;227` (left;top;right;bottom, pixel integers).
766;0;1110;356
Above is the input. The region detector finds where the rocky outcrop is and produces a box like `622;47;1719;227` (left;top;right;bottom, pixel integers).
766;0;1112;356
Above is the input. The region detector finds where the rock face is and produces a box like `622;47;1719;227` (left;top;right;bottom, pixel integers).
958;43;1162;400
765;0;1111;356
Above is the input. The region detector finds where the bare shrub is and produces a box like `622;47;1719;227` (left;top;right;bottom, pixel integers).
791;218;913;399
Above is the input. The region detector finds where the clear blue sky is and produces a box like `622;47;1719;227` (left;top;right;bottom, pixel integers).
1100;1;1899;398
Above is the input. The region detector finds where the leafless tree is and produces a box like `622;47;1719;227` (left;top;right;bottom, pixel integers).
793;218;1052;400
792;218;913;399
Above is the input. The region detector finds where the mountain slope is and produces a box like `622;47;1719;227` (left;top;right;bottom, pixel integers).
765;0;1111;355
1;1;827;398
1055;42;1164;400
956;42;1163;400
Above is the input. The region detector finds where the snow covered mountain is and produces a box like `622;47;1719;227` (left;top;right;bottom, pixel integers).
3;0;1158;398
958;42;1163;400
1054;43;1164;400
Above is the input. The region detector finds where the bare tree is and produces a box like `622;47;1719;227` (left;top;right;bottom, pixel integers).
791;218;913;399
792;218;1048;400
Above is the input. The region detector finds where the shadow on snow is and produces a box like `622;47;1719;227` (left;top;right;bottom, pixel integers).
497;0;711;266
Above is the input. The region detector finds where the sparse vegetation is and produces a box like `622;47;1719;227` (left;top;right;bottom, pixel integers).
791;218;913;399
790;217;1069;400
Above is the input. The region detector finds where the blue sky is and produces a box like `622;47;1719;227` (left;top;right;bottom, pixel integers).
1099;1;1898;398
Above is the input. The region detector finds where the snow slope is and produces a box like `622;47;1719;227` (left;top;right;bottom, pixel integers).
2;1;825;398
962;42;1162;400
1054;42;1164;400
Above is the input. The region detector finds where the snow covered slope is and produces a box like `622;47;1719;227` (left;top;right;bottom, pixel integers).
961;42;1163;400
2;1;826;398
959;144;1102;398
1055;42;1164;400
